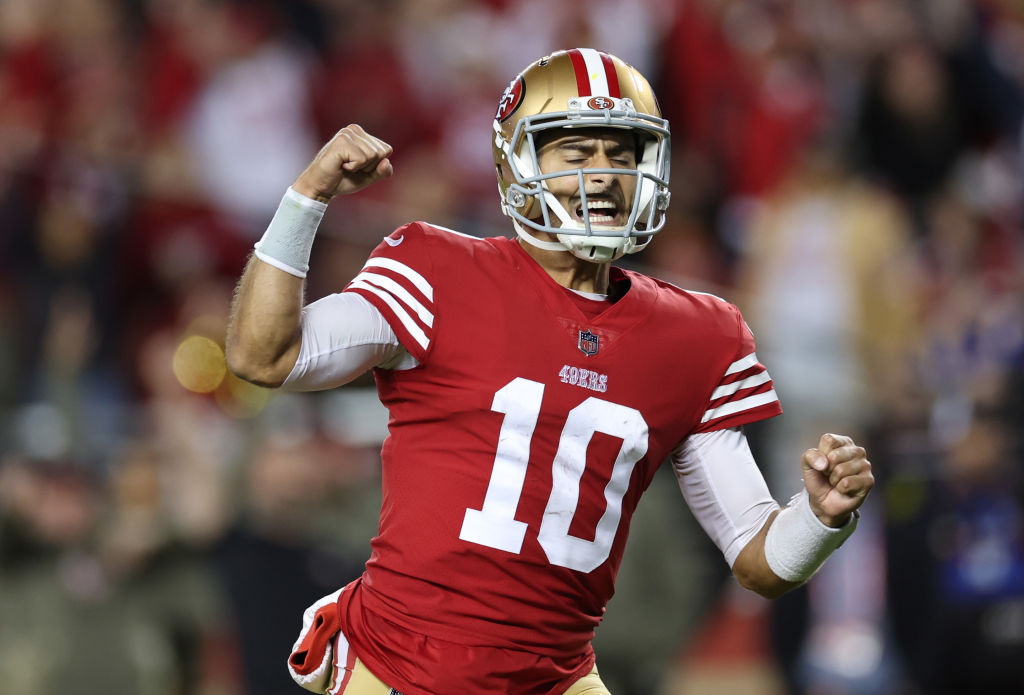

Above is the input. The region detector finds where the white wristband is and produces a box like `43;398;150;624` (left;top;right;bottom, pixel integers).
764;489;858;583
253;187;328;278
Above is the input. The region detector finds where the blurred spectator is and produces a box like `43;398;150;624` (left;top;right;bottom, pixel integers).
657;0;828;204
211;419;368;695
736;139;918;496
181;1;320;232
883;411;1024;694
853;40;970;211
0;453;237;695
732;138;918;695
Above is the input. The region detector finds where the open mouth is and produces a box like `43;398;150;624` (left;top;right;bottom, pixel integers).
574;199;621;226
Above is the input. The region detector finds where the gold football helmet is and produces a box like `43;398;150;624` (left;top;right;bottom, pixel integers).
493;48;671;262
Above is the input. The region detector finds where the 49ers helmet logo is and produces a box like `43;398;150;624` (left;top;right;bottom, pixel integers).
587;96;614;110
496;76;525;122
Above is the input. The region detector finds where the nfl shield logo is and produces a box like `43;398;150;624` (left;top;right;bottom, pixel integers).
578;330;599;356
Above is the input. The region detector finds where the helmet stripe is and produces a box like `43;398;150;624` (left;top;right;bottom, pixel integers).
599;52;621;98
567;49;591;96
577;48;610;97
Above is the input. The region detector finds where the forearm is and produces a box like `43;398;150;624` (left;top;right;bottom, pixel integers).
732;489;859;598
226;255;304;387
672;428;863;599
731;511;800;599
225;182;329;387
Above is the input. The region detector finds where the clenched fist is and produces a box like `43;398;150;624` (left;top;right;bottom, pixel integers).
802;433;873;528
292;124;394;203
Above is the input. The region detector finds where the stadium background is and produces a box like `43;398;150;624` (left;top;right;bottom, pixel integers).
0;1;1022;693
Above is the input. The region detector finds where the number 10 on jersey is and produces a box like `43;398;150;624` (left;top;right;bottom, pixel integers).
459;377;649;573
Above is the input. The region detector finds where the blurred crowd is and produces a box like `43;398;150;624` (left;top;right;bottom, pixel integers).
1;1;1023;694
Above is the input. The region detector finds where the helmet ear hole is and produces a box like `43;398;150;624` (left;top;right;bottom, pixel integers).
496;161;512;184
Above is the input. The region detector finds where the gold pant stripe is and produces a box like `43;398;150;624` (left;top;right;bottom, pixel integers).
330;660;610;695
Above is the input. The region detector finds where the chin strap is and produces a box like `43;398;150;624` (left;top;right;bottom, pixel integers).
514;220;634;262
513;220;571;252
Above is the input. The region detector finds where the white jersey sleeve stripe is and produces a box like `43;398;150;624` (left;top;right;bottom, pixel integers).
354;271;434;327
348;280;429;349
701;390;779;424
363;257;434;301
724;352;760;376
710;371;772;401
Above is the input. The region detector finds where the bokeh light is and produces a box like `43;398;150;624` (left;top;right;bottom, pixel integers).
172;334;227;393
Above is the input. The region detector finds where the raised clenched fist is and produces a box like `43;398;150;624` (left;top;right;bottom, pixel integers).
801;433;873;528
292;124;394;203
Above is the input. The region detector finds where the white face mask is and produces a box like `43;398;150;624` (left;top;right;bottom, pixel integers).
496;97;671;262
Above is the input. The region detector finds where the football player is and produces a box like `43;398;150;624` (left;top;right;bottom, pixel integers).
226;48;873;695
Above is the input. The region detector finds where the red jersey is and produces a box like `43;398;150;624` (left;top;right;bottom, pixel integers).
334;223;781;694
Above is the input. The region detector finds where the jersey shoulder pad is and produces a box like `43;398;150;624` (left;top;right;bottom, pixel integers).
342;222;494;363
631;274;782;432
343;222;439;362
640;274;743;336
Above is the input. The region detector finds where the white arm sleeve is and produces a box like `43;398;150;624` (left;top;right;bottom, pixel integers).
282;292;417;392
670;427;780;568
